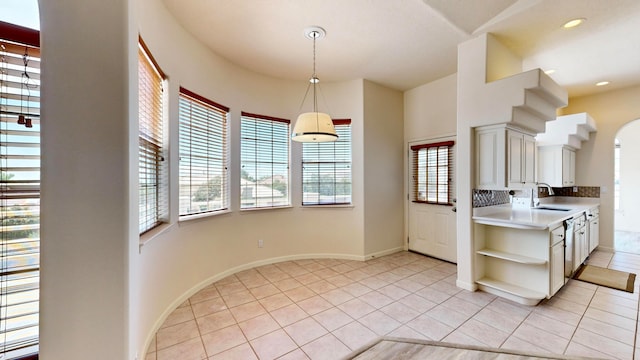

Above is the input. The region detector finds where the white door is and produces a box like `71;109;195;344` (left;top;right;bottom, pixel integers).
408;138;457;263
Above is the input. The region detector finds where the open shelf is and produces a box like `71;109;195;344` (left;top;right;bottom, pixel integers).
476;277;546;306
476;248;546;265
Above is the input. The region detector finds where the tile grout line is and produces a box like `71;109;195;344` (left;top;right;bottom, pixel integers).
560;283;597;357
154;252;628;360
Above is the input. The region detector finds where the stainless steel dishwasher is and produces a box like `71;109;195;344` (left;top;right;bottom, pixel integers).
564;218;575;281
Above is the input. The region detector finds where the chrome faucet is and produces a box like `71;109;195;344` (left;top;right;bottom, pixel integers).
536;182;555;196
529;188;537;208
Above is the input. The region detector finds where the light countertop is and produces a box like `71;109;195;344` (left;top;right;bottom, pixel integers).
472;197;599;230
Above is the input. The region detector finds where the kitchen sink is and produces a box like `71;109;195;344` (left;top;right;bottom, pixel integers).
534;206;571;212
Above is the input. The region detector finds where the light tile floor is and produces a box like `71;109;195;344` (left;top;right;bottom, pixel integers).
146;250;640;360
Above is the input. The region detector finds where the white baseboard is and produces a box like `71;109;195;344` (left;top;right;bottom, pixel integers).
456;279;477;292
364;246;404;260
596;246;614;253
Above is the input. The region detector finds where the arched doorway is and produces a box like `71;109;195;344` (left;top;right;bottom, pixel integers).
614;119;640;253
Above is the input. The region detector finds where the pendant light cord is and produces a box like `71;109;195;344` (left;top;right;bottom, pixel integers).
312;33;317;112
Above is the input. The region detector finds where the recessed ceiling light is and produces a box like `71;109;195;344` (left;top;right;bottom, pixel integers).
596;81;610;86
544;69;556;75
563;18;586;29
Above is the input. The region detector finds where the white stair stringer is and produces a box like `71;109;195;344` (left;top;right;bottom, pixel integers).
475;69;568;133
459;33;568;132
536;113;597;150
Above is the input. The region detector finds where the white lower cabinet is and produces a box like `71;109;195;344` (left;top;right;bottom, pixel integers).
588;207;600;253
550;225;565;296
573;215;588;271
475;224;566;305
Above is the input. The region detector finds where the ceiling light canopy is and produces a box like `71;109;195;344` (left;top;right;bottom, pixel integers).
563;18;585;29
291;26;338;143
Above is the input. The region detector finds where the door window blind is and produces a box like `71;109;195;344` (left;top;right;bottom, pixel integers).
302;120;351;205
240;112;290;209
138;39;167;234
0;24;40;359
411;141;454;205
178;87;229;217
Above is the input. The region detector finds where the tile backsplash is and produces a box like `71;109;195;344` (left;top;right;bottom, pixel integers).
473;186;600;207
543;186;601;198
472;189;510;208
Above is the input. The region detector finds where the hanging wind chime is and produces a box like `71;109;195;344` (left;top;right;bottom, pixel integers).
18;47;33;128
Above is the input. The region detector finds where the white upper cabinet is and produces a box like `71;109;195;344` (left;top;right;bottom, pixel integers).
475;124;536;189
538;145;575;187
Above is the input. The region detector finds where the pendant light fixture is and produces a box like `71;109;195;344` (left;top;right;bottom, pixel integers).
291;26;338;143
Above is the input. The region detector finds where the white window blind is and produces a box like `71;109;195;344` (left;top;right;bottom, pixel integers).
411;141;454;205
0;23;40;359
302;120;351;205
138;38;167;234
178;87;229;217
240;112;290;209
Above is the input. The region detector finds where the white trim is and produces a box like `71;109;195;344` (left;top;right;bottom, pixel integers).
456;279;477;292
300;204;355;209
139;222;176;249
364;246;404;260
406;132;457;145
239;205;293;212
596;245;614;253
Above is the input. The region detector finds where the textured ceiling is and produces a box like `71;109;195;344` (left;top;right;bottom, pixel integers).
162;0;640;97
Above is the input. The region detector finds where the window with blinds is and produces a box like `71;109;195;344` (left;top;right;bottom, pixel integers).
240;112;290;209
411;141;454;205
0;23;40;359
178;87;229;217
302;120;352;205
138;39;167;234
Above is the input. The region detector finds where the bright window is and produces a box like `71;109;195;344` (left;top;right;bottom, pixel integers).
0;23;40;359
240;112;290;209
302;120;351;205
138;38;167;234
411;141;454;205
178;87;229;217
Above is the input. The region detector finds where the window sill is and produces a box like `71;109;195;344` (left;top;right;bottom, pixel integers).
139;222;176;249
412;201;454;206
301;204;354;209
240;205;293;213
179;209;232;223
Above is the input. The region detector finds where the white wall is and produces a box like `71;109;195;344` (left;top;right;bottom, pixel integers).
362;80;405;256
561;85;640;250
404;74;457;142
39;0;131;359
616;119;640;232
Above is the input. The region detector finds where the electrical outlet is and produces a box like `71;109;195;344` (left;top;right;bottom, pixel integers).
573;186;578;192
258;239;264;248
